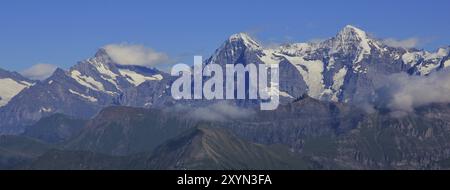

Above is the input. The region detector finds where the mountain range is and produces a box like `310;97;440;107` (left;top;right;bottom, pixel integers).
1;25;449;134
1;25;450;169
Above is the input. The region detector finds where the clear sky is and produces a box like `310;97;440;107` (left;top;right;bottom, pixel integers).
1;0;450;72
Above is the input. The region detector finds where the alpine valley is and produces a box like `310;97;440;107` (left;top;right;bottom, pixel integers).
1;25;450;169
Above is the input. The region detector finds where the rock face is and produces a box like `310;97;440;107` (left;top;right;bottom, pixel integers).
225;101;450;169
224;96;365;152
334;103;450;169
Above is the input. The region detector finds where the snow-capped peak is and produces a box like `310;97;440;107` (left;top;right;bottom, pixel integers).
335;25;372;47
66;47;167;95
91;48;114;64
436;47;450;57
94;48;109;57
228;33;261;49
340;25;369;38
330;25;380;63
207;33;262;65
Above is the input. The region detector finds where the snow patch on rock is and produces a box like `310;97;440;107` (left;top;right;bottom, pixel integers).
0;78;31;107
70;70;105;92
118;69;163;86
69;89;98;102
283;56;324;98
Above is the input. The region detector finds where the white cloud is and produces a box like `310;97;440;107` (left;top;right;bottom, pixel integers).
188;102;255;122
103;44;169;67
381;69;450;112
21;63;57;80
382;38;420;49
308;38;327;44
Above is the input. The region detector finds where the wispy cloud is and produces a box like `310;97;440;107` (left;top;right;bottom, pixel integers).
382;38;420;49
188;102;255;122
378;69;450;113
21;63;57;80
103;44;169;67
308;38;327;44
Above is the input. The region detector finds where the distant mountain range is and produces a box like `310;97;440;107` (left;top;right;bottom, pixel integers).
1;25;450;169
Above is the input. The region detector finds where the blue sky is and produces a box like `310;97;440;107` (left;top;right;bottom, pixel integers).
1;0;450;73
